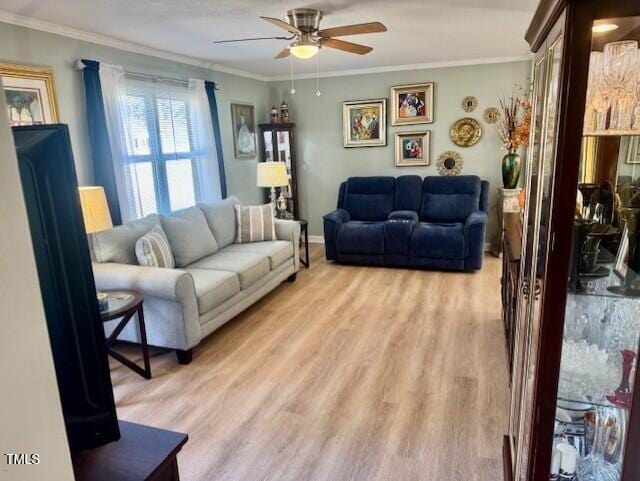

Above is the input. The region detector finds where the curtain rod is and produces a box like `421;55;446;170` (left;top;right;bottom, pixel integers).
75;59;219;90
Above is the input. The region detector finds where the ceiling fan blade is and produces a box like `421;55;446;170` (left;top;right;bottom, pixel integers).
260;16;302;35
212;35;292;44
318;22;387;38
321;38;373;55
275;47;290;59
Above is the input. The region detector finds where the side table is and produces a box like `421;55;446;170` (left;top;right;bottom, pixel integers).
298;219;309;268
100;290;152;379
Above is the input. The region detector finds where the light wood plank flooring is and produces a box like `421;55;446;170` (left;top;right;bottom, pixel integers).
111;245;507;481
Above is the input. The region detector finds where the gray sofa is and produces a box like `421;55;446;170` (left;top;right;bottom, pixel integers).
91;196;300;363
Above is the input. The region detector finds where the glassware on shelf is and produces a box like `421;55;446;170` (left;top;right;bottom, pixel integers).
577;405;625;481
584;52;604;132
607;350;637;408
603;41;639;131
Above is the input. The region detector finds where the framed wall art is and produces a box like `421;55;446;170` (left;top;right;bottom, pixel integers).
390;82;434;125
1;63;59;127
394;131;430;167
342;98;386;148
231;102;257;159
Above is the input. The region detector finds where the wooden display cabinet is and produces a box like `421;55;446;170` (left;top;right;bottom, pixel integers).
505;1;640;481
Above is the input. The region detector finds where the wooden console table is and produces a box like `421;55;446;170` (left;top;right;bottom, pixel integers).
72;421;188;481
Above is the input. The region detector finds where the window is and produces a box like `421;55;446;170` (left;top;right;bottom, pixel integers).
121;85;200;218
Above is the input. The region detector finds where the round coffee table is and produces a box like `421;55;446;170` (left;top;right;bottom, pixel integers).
100;290;151;379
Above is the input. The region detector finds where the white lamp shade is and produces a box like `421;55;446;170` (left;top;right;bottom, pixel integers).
256;162;288;188
78;186;113;234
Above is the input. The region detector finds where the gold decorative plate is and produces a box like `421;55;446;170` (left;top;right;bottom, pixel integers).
483;107;500;124
450;117;482;147
437;151;464;176
462;96;477;112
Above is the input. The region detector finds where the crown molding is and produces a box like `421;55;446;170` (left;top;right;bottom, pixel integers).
0;10;269;82
0;10;532;83
268;55;533;81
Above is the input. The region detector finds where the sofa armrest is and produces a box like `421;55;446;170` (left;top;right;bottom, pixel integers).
323;209;351;261
464;211;488;270
388;210;419;223
324;208;351;224
92;262;196;303
275;219;301;271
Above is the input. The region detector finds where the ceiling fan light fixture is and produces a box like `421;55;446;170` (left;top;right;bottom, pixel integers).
289;41;319;59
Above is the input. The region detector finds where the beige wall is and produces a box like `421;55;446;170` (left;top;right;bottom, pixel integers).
0;84;75;481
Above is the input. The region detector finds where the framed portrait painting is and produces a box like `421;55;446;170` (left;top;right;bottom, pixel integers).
626;136;640;164
1;63;59;127
342;99;386;148
391;82;434;125
395;131;430;167
231;102;257;159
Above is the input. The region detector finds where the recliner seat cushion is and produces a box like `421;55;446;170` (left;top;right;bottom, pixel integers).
420;175;481;223
223;241;293;270
343;177;395;221
189;251;270;290
184;268;240;314
411;222;465;259
337;221;385;255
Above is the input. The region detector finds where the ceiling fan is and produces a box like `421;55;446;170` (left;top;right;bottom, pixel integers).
213;9;387;60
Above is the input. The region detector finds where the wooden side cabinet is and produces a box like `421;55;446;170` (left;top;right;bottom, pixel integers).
72;421;188;481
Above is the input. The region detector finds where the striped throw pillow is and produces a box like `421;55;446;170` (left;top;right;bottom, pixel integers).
234;204;277;244
135;224;175;268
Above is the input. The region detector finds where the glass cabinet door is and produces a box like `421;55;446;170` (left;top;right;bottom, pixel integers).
510;12;566;481
548;15;640;481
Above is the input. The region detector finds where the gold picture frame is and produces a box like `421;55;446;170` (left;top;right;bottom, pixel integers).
395;131;430;167
342;98;387;148
1;63;59;126
390;82;434;126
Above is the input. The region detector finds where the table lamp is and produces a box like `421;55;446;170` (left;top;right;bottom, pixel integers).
256;162;289;215
78;186;113;233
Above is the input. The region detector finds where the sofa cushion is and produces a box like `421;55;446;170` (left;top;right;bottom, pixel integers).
135;224;175;268
394;175;423;212
183;268;240;314
411;222;465;259
188;251;270;290
197;196;240;249
92;214;159;265
234;204;277;243
161;206;218;267
343;177;395;221
337;221;385;255
420;175;481;223
223;241;293;270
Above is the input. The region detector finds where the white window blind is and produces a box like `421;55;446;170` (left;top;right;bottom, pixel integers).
99;63;222;223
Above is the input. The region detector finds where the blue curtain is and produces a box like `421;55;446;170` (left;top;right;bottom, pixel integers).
204;81;228;198
81;59;122;225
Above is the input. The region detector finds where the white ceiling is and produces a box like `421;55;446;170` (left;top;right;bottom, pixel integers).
0;0;538;79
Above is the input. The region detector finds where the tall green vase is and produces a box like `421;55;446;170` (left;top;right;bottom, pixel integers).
502;151;521;189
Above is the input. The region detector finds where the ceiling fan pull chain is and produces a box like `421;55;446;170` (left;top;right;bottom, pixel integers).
315;52;322;97
289;55;296;94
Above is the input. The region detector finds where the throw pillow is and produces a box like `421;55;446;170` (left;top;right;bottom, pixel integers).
135;224;175;268
160;206;218;267
235;204;277;244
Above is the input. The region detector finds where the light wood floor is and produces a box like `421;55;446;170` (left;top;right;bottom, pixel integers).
111;245;508;481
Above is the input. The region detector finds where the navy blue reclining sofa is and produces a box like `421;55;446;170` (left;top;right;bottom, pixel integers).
323;175;489;271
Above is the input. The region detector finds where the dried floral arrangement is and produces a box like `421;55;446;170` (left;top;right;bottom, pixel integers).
495;85;532;152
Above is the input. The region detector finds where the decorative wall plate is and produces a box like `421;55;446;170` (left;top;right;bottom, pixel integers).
462;96;477;112
484;107;500;124
450;117;482;147
437;151;464;176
